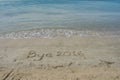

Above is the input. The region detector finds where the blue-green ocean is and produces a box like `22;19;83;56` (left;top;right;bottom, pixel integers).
0;0;120;33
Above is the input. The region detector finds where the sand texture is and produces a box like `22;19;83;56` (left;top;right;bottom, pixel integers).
0;35;120;80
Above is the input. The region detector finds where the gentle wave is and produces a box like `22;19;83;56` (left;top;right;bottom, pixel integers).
0;29;120;39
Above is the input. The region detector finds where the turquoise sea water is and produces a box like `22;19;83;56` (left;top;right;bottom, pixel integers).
0;0;120;33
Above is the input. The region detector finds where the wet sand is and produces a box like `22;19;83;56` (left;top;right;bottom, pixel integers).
0;31;120;80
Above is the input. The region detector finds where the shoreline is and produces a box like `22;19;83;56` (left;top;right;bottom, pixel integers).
0;29;120;39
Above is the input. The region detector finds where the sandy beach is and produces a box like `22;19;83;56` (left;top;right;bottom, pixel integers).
0;29;120;80
0;0;120;79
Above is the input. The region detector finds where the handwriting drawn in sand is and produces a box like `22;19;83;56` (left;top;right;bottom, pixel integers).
27;50;86;61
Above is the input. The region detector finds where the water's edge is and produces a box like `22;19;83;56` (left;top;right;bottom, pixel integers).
0;29;120;39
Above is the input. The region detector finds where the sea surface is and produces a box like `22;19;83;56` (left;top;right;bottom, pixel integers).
0;0;120;33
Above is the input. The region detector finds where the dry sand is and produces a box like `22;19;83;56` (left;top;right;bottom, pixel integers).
0;36;120;80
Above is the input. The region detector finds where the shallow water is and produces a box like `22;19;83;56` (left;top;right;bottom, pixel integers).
0;0;120;33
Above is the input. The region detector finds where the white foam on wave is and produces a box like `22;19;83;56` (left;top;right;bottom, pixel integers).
0;29;120;39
